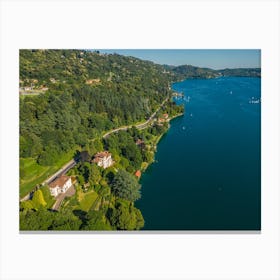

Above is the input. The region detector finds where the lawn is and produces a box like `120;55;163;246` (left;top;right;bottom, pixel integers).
20;148;78;198
78;191;99;212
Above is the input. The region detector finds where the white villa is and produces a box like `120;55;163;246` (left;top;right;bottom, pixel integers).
48;175;72;197
92;151;113;169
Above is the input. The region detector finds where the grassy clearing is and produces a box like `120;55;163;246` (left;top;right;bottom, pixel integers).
78;191;99;212
20;149;77;198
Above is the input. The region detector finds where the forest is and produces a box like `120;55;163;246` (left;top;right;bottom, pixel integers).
20;50;173;167
20;49;257;230
19;49;183;230
165;64;261;81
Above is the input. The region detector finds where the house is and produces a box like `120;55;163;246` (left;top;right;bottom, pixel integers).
163;113;169;119
158;118;166;123
49;175;72;197
135;170;141;178
135;139;145;149
23;86;32;91
92;151;113;169
86;78;100;85
135;139;144;145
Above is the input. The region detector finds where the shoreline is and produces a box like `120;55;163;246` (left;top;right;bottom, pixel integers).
140;112;184;174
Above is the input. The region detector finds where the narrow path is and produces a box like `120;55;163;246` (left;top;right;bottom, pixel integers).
52;185;76;211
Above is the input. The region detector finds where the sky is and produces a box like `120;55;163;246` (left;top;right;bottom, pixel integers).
97;49;261;69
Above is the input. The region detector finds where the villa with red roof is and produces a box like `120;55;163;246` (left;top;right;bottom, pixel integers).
92;151;113;169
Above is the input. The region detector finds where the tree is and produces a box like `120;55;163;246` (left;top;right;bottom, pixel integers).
37;144;59;166
107;202;144;230
20;209;54;230
20;200;34;211
77;174;85;185
79;162;91;183
40;185;55;207
90;164;102;186
79;151;91;162
121;142;142;169
92;138;104;154
81;211;112;230
120;157;129;169
31;189;47;209
50;208;82;230
110;170;141;202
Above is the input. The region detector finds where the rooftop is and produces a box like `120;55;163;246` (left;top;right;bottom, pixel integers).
92;151;111;162
49;175;71;189
135;170;141;178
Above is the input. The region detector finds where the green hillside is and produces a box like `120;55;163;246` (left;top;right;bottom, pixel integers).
20;50;172;165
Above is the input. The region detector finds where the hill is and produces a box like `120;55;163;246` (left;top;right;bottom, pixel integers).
218;68;261;77
165;64;261;81
19;49;173;163
168;64;219;80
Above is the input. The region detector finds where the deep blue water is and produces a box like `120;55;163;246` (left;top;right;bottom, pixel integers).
136;77;261;230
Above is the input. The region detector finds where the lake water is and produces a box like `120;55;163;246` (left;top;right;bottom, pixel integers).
136;77;261;230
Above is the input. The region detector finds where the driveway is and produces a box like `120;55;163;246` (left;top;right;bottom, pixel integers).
52;185;76;211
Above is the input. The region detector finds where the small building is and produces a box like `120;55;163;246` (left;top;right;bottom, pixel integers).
163;113;169;119
86;78;100;85
135;139;144;145
158;118;166;123
135;170;141;179
92;151;113;169
23;86;32;91
136;139;144;145
49;175;72;197
135;139;145;149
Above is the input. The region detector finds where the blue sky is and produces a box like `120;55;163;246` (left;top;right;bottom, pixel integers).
97;49;260;69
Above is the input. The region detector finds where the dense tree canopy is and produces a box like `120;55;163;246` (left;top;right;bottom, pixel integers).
111;170;141;202
20;50;173;166
107;200;144;230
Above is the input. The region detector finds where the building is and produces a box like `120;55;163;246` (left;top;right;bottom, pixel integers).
135;170;141;179
23;86;32;91
92;151;113;169
49;175;72;197
158;118;166;124
135;139;145;149
135;139;144;145
85;78;100;85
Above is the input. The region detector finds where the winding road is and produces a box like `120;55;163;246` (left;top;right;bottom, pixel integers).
103;97;169;138
20;96;169;201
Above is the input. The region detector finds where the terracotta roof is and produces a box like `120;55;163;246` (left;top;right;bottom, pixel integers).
93;151;111;161
135;170;141;178
49;175;71;189
136;139;144;145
